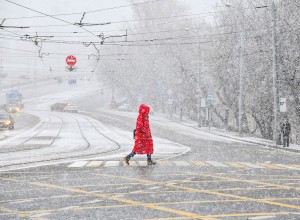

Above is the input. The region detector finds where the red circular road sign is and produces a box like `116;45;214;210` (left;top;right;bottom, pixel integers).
66;55;77;66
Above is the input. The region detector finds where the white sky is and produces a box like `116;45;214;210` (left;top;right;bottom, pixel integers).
0;0;217;79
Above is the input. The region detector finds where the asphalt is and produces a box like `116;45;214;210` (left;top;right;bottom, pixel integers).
0;106;299;219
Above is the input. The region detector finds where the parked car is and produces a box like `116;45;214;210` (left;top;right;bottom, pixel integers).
64;104;78;113
0;113;14;130
50;102;69;111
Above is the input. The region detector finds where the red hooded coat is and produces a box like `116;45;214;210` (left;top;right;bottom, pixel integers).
132;104;154;154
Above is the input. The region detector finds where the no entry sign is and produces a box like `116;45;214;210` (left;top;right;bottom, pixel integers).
66;55;77;66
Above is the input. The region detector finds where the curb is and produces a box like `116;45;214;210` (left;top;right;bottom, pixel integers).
168;118;300;153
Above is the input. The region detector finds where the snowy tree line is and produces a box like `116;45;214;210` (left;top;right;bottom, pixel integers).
98;0;300;143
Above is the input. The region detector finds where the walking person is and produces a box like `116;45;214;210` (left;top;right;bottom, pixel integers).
281;118;291;147
124;104;156;165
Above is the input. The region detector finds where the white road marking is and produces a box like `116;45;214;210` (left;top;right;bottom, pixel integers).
86;161;104;167
104;161;120;167
123;161;137;166
68;161;89;168
138;161;148;166
173;161;191;166
238;162;265;169
205;161;228;167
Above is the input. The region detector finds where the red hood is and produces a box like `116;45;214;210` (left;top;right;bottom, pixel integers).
139;104;150;116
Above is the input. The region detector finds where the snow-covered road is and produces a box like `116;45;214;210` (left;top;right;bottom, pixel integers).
0;82;190;171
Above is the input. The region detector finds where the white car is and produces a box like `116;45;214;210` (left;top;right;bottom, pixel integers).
64;104;78;113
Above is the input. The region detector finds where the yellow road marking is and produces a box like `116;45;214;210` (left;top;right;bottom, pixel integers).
203;173;300;191
193;161;209;167
224;162;247;168
0;206;27;218
257;163;286;170
92;173;153;184
210;211;290;217
1;178;215;220
291;164;300;168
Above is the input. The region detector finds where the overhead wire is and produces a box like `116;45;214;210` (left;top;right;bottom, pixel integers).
4;0;98;37
1;0;161;20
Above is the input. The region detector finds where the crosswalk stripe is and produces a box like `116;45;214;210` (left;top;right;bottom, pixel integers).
138;161;148;166
193;161;209;167
274;164;300;170
257;163;286;170
67;160;299;171
86;161;104;167
205;161;228;167
68;161;89;168
158;160;172;166
224;162;247;168
123;161;137;166
238;162;265;169
173;161;191;166
104;161;120;167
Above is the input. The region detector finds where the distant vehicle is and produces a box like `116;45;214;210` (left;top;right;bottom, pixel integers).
64;104;78;113
117;103;132;111
50;102;69;111
6;104;20;113
0;113;14;130
6;90;24;109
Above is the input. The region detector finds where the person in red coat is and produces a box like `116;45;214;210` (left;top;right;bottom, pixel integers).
124;104;156;165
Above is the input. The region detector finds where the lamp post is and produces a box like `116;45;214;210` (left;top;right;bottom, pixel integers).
185;28;202;127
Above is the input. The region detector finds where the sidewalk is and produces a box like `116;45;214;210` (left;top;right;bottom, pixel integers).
165;113;300;153
96;108;300;153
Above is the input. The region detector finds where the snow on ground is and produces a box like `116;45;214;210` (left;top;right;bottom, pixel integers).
96;108;300;153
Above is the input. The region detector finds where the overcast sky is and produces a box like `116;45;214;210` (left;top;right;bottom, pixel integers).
0;0;217;79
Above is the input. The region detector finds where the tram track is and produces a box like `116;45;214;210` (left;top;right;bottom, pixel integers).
0;112;123;171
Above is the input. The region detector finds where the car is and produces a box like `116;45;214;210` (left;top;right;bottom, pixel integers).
6;104;20;113
0;114;14;130
64;104;78;113
51;102;69;111
117;103;132;111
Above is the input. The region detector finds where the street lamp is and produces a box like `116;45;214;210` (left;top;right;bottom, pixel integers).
185;28;202;127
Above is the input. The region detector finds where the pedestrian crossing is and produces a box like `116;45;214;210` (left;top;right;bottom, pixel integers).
67;160;300;170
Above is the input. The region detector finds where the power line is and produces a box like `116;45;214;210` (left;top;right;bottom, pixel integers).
4;0;99;38
1;0;160;20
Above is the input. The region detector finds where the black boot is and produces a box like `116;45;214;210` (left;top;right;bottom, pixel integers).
147;158;156;165
124;155;130;165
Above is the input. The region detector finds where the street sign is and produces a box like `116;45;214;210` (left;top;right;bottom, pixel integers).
201;98;206;108
66;55;77;66
207;94;214;105
65;66;78;72
279;98;287;112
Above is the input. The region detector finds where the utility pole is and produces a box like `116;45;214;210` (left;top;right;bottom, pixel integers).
238;1;245;136
272;0;279;143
